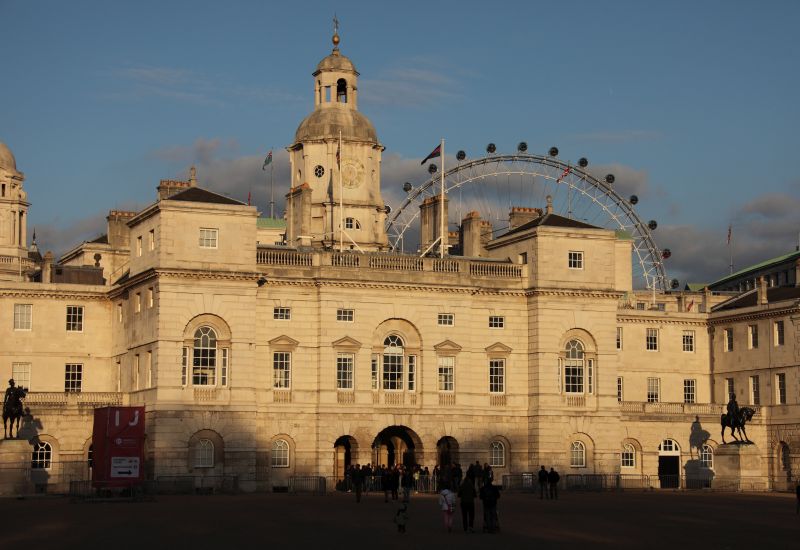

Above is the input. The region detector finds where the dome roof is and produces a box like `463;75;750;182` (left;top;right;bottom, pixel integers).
294;107;378;144
315;52;358;75
0;142;17;172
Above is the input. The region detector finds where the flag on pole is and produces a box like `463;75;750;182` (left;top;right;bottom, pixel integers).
336;142;341;168
420;144;441;165
557;166;571;183
727;224;732;245
247;190;251;206
262;150;273;171
687;299;694;312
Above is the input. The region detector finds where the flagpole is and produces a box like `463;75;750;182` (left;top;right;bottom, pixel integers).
339;131;344;253
269;146;275;219
728;225;733;274
440;138;445;259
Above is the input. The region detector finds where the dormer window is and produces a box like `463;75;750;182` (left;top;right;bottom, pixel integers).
345;217;360;230
337;79;348;103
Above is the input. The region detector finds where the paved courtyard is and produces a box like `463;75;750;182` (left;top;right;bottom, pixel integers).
2;490;798;549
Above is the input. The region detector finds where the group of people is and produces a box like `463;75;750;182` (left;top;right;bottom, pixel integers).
439;464;502;534
345;463;429;503
537;466;561;500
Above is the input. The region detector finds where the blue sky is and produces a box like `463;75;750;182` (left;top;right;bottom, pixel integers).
2;0;799;283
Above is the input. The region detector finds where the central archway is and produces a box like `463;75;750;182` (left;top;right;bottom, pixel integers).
333;435;358;481
372;426;423;468
437;436;460;467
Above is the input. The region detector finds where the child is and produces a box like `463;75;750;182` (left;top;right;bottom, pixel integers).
394;503;409;533
439;488;456;533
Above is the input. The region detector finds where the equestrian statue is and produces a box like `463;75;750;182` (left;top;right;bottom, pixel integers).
720;393;755;444
3;378;28;439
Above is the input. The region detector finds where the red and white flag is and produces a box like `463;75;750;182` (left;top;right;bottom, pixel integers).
557;166;571;183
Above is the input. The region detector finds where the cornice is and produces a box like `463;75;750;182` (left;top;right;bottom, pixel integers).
525;288;624;299
708;304;800;325
0;288;108;301
617;316;708;327
262;278;526;296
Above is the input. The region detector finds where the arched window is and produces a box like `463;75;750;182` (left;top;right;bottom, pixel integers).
383;335;404;391
195;438;215;468
564;340;584;393
658;439;680;455
570;441;586;468
272;439;290;468
699;445;713;469
489;441;505;468
31;441;52;470
336;78;348;103
193;326;217;386
621;443;636;468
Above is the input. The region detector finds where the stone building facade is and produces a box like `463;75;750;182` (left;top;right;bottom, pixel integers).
1;34;797;493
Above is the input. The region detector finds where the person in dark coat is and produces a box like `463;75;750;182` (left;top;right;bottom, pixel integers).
548;467;560;500
457;474;477;532
479;481;500;533
538;465;549;499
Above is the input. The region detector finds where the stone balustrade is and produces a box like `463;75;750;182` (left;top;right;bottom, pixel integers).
620;401;744;416
23;392;122;407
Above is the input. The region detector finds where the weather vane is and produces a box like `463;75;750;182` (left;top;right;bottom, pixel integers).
333;14;339;36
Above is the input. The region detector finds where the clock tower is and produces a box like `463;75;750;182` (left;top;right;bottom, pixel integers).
286;25;389;251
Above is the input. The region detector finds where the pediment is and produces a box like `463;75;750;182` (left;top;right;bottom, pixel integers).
269;335;300;349
485;342;512;354
332;336;362;350
433;339;463;353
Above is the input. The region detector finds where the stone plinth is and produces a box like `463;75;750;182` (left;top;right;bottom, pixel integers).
712;443;766;491
0;439;33;495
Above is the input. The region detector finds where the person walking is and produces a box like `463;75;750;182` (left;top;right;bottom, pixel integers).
548;467;560;500
457;474;477;533
401;467;413;502
480;480;500;533
538;465;549;499
352;464;363;503
394;503;409;533
439;487;457;533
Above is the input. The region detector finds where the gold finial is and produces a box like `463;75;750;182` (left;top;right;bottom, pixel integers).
189;165;197;186
332;14;340;50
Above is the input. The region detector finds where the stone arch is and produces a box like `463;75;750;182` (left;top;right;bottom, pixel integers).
372;318;422;351
268;433;296;488
187;429;225;473
373;425;423;468
621;437;643;473
182;313;232;341
333;435;359;480
558;327;598;352
436;436;460;467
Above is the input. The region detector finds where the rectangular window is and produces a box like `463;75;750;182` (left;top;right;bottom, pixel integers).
199;228;218;248
371;354;378;390
438;356;454;392
382;351;403;391
749;375;760;406
117;303;123;323
647;377;660;403
273;352;291;389
776;373;786;405
568;251;583;269
134;354;140;390
221;348;228;387
147;288;154;308
12;363;31;390
437;313;454;326
656;303;666;312
181;347;188;386
336;353;354;390
489;316;505;329
13;304;32;331
408;355;416;392
489;359;505;393
588;359;594;394
636;302;646;310
774;320;785;346
682;330;695;352
683;379;696;404
192;341;216;386
724;328;733;352
616;327;623;350
148;229;155;251
621;446;635;468
146;351;152;388
336;308;354;322
65;364;82;393
66;305;84;332
273;307;291;320
135;293;141;313
725;378;735;400
136;235;142;257
617;376;623;402
564;361;584;394
646;328;658;351
749;325;759;349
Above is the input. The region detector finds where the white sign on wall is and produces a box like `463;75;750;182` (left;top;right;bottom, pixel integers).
110;457;140;478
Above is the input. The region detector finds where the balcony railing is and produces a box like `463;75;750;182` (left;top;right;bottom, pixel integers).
620;401;740;416
24;392;122;407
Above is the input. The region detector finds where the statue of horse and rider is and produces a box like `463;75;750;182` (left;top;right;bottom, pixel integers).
721;393;755;444
3;378;28;439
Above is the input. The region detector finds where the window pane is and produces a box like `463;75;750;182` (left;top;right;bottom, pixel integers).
273;352;291;389
438;356;454;392
65;364;82;393
489;359;505;393
337;353;354;390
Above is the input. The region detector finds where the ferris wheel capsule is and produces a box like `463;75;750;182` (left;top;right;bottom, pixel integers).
486;143;496;154
456;150;466;161
629;195;639;205
403;182;413;193
517;142;528;152
578;157;588;168
605;174;615;185
548;146;559;157
428;163;437;174
648;220;658;230
670;278;679;289
662;248;672;259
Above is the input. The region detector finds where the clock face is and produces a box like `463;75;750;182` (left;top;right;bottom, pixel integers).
341;159;365;189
